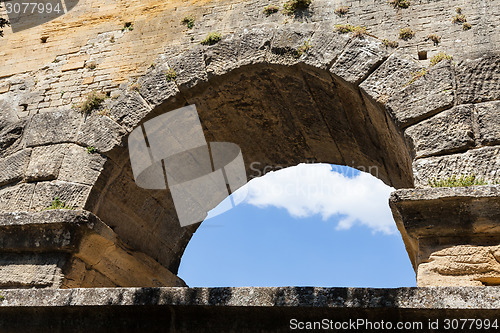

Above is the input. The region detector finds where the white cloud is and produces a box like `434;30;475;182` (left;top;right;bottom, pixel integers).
242;163;396;234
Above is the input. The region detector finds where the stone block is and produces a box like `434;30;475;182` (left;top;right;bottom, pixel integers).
167;44;208;91
475;100;500;146
237;26;275;67
386;60;455;128
330;36;389;86
405;105;474;158
58;145;107;186
138;67;179;107
0;149;31;187
303;29;350;70
30;181;91;211
25;144;68;182
360;54;422;104
456;55;500;104
0;183;36;211
25;110;82;147
266;25;314;66
76;114;127;152
413;146;500;187
108;91;151;131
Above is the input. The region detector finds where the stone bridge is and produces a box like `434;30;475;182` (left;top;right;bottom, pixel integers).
0;0;499;330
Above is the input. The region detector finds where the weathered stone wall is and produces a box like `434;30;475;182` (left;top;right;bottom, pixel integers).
0;0;499;288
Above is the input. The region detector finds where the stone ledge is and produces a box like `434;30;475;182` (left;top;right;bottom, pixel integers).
1;286;500;309
0;210;185;288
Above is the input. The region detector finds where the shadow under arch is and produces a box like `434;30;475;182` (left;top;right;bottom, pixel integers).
84;32;415;278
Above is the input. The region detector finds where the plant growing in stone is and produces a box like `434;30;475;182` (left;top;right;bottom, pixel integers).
263;5;279;16
295;39;312;57
200;32;222;45
382;39;399;48
452;14;467;24
463;22;472;31
165;68;177;82
282;0;312;16
429;175;489;188
399;27;415;40
78;91;107;114
122;22;134;32
334;6;349;17
406;69;427;86
430;52;453;66
182;16;195;29
426;34;441;45
86;62;97;70
388;0;410;9
45;197;74;210
335;24;367;38
86;146;97;154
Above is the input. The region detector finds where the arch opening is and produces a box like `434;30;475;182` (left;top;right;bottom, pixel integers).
86;62;414;278
178;163;416;287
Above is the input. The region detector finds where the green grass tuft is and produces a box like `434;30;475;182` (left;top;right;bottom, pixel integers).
282;0;311;16
45;197;75;210
200;32;222;46
430;52;453;66
429;175;490;188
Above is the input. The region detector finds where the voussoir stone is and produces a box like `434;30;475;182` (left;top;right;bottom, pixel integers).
0;183;36;211
266;25;315;66
405;105;474;159
57;145;107;186
204;33;241;77
137;66;180;108
167;45;208;91
386;60;455;128
0;149;31;187
330;36;389;86
237;26;275;67
302;29;350;70
108;91;151;131
76;114;127;152
25;109;83;147
25;144;68;182
359;54;423;105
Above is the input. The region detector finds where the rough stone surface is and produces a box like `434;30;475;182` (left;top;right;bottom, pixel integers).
405;105;475;159
476;100;500;146
0;210;185;289
58;145;107;186
456;54;500;104
30;181;91;211
25;110;82;147
0;184;36;212
0;0;500;292
385;60;456;128
391;186;500;286
25;145;67;182
76;114;127;152
0;149;31;187
413;146;500;187
330;36;388;86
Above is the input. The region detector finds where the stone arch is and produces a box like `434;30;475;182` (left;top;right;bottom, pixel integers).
1;25;499;287
86;26;416;275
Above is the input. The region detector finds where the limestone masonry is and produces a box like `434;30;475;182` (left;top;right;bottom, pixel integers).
0;0;500;326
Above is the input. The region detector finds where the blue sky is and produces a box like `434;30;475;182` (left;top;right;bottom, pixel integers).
178;164;416;288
